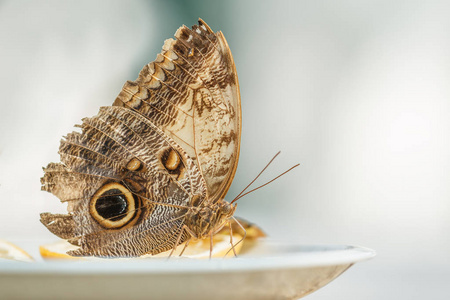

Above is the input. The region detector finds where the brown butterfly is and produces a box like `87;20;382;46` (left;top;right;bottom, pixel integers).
40;19;244;258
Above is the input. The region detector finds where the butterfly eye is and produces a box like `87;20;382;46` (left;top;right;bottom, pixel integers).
89;182;140;229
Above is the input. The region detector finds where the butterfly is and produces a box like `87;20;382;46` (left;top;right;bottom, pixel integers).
40;19;243;258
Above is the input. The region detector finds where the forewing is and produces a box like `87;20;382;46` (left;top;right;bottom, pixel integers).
113;19;241;201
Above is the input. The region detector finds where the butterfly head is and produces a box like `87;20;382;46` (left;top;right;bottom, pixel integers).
186;199;236;239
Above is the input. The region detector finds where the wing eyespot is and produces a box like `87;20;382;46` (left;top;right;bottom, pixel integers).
89;182;141;229
126;158;143;172
163;149;181;171
158;147;186;181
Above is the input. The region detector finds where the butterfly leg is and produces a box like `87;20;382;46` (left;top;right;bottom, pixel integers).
210;231;213;259
232;216;247;246
183;225;198;239
224;216;247;257
178;238;191;256
175;226;198;257
228;220;237;257
168;225;186;259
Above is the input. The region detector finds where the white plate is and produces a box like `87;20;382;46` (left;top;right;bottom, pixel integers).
0;241;375;300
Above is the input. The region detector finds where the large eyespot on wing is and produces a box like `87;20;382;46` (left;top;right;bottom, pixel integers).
89;182;141;229
113;19;241;202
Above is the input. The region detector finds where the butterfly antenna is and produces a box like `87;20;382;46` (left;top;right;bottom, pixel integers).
231;151;281;203
231;153;299;204
231;163;299;203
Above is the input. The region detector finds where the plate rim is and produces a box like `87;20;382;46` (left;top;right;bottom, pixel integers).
0;243;375;275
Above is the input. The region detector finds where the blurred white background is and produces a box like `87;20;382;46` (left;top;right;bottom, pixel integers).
1;0;449;299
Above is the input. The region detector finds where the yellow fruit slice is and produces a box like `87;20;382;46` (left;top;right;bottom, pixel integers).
39;241;82;260
149;232;244;259
0;239;34;262
40;232;243;260
221;218;266;240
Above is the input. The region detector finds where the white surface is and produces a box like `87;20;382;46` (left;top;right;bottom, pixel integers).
0;243;375;300
0;243;375;273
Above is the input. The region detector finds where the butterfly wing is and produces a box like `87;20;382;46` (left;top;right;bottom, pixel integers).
40;19;240;257
114;19;241;202
41;106;206;257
